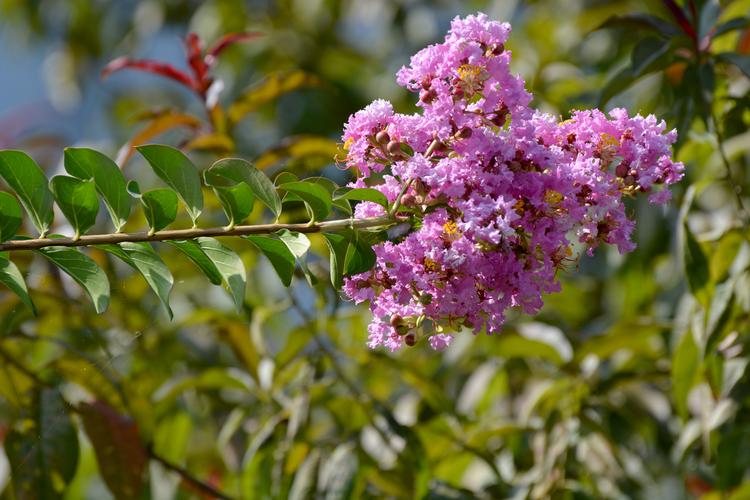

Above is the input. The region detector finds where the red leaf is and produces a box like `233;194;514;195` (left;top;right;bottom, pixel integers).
185;33;209;85
206;32;263;63
101;57;198;92
662;0;697;39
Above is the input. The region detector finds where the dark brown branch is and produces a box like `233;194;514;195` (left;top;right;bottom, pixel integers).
147;447;235;500
0;215;398;252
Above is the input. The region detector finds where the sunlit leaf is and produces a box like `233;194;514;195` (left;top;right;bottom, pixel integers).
184;133;235;154
672;331;700;420
116;112;201;166
255;135;339;171
38;246;110;313
278;181;332;222
277;229;317;286
102;242;174;318
204;158;258;225
0;253;35;314
245;235;296;286
197;237;246;312
128;180;179;233
229;70;321;123
167;239;223;285
137;144;203;225
49;176;99;239
0;191;22;242
64;147;131;231
0;150;54;236
333;187;389;209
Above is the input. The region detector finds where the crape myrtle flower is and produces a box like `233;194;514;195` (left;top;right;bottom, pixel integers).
339;13;684;351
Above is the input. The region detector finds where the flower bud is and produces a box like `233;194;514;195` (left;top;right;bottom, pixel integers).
401;194;416;207
624;175;636;186
396;324;410;336
387;140;402;155
615;163;628;178
375;130;390;144
389;315;403;327
420;89;437;103
456;127;472;139
404;333;417;346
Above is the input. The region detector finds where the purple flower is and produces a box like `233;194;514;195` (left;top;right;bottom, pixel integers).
337;13;684;351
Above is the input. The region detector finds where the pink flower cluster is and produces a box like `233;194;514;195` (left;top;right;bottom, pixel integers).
339;14;684;351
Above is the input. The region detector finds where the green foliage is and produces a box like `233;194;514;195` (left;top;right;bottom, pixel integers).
2;1;750;499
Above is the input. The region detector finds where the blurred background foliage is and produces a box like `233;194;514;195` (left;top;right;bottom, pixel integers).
1;0;750;498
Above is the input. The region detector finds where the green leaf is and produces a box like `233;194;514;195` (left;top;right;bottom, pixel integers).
716;52;750;79
344;233;376;275
49;176;99;239
323;232;348;288
167;240;223;285
0;150;54;236
0;253;36;314
599;67;637;106
698;0;720;42
245;235;296;286
277;229;317;286
683;222;711;308
136;144;203;225
128;181;179;233
713;17;750;37
672;331;700;420
0;191;22;242
64;148;131;231
204;158;257;226
5;388;79;500
630;36;671;76
243;160;282;218
78;400;148;500
197;237;246;312
278;181;332;222
596;13;681;37
102;242;174;318
38;246;110;313
333;187;389;209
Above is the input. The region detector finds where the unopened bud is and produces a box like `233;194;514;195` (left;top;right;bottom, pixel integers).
404;333;417;346
396;324;410;336
389;315;403;327
490;43;505;56
375;130;390;144
456;127;472;139
387;140;402;155
401;194;416;207
624;175;636;186
615;163;628;178
420;89;437;103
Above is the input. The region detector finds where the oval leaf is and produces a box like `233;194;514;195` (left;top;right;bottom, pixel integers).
323;232;348;288
167;239;223;285
0;191;22;242
196;237;246;312
211;158;281;218
333;187;388;209
64;148;131;231
5;388;79;499
78;400;147;500
38;246;110;313
0;253;36;314
142;189;179;234
49;176;99;239
137;145;203;225
278;181;332;222
245;235;296;286
277;229;317;286
0;150;54;236
102;242;174;318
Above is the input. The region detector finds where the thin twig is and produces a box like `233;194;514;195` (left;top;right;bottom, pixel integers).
0;215;399;252
148;447;235;500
